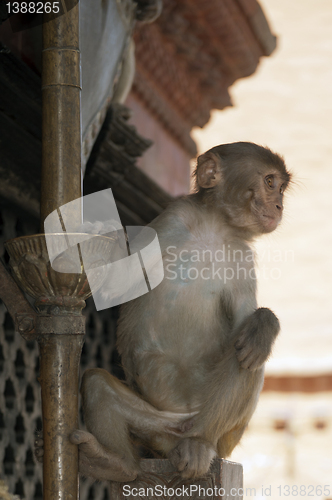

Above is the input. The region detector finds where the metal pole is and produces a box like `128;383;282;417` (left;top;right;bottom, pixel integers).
40;5;83;499
41;4;82;225
39;334;84;499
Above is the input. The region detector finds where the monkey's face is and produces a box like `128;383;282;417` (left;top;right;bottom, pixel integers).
195;145;291;238
249;170;287;234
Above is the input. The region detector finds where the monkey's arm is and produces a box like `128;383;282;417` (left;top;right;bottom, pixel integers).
234;307;280;371
224;268;280;371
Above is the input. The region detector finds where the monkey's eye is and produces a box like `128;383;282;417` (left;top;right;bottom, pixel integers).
265;175;274;188
280;185;284;194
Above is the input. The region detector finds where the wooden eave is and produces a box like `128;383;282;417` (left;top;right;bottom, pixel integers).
0;47;171;226
132;0;276;156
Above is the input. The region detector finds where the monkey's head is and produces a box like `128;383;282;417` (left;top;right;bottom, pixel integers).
194;142;291;237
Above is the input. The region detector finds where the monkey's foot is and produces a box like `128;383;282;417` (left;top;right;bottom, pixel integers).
70;430;138;482
35;430;138;482
168;438;216;480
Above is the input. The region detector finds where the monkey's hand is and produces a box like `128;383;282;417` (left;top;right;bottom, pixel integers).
168;438;216;480
234;307;280;371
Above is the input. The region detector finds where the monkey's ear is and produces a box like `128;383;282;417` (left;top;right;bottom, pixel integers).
196;152;223;189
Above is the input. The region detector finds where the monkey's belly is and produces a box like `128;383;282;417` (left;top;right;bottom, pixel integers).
133;347;221;413
119;270;232;412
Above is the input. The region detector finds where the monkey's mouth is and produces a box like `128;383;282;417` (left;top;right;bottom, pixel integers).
261;215;279;232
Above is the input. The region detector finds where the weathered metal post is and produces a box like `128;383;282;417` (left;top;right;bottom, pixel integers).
41;4;82;229
38;5;82;499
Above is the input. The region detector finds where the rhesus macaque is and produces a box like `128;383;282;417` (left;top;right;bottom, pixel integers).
36;142;291;481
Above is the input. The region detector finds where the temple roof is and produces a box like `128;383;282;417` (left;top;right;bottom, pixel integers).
132;0;276;155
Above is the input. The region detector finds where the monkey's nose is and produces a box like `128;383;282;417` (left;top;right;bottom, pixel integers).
276;204;283;211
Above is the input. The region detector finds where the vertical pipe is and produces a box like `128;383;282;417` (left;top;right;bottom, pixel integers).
41;4;82;227
40;5;83;499
39;335;84;500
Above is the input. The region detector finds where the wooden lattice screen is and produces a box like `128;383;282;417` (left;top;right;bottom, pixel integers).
0;208;121;499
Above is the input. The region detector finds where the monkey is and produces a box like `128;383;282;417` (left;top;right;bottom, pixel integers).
35;142;291;482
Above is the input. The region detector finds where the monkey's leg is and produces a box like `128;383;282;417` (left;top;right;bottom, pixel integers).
78;368;194;481
216;423;247;458
167;412;248;479
190;350;264;440
168;354;264;479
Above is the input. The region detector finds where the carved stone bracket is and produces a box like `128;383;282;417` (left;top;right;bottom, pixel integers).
98;103;153;165
85;103;172;225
